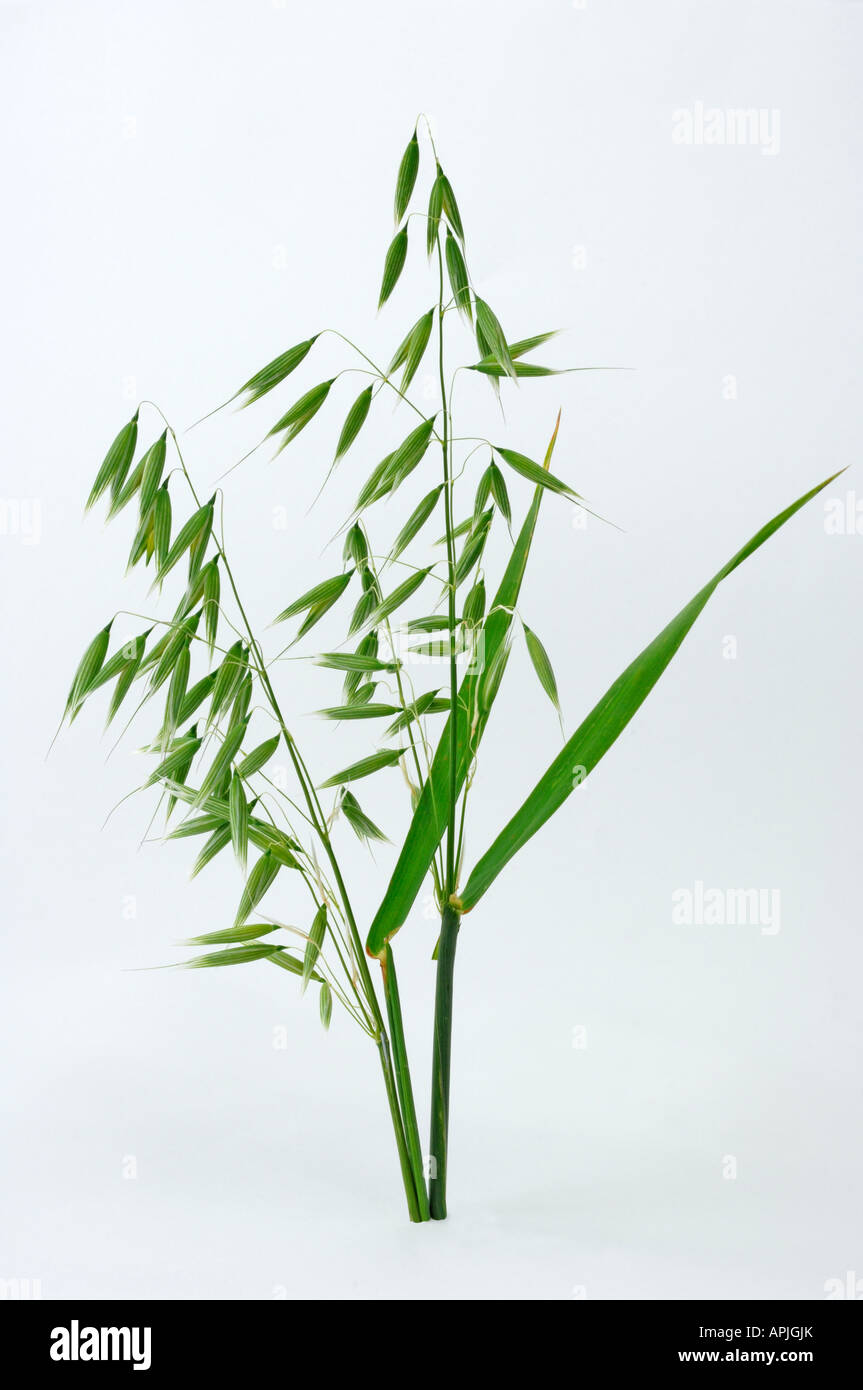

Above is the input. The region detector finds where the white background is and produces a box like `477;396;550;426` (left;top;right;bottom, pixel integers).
1;0;861;1300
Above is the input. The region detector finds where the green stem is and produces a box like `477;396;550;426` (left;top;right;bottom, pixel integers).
383;946;430;1221
427;242;462;1220
428;903;460;1218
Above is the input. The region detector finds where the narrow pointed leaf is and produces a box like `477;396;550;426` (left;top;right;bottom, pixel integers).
391;485;443;561
183;923;280;946
340;789;388;843
316;652;398;675
86;413;138;511
378;226;408;309
193;718;249;810
66;621;113;715
335;385;373;460
399;308;434;391
475;299;516;381
438;168;464;241
190;821;232;877
455;510;491;586
203;560;220;655
470;361;562;378
146;735;203;789
229;770;248;868
356;451;398;510
268;379;334;445
240;336;318;405
349;681;377;706
317;702;400;721
319;748;403;788
269;949;323;983
495;446;582;503
234;851;280;928
139;433;168;516
176;671;217;725
165;642;191;741
237;734;280;779
384;690;448;737
273;570;353;626
248;822;300;868
319;981;333;1030
364;566;431;630
106;643;147;725
303;904;327;989
228;675;251;734
109;455;146;518
462;578;486;627
343;523;368;569
427;174;443;257
407;614;450;634
182;943;281;969
157;499;214;583
445;230;471;320
523;624;561;717
394;129;419;223
153;486;171;570
208;641;246;723
167;812;227;840
488;461;511;524
389;415;437;488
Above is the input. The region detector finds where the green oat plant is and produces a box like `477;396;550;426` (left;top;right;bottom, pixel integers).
61;119;841;1223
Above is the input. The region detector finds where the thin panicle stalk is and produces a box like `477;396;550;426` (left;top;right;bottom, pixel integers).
382;945;430;1221
167;420;423;1220
378;1034;421;1223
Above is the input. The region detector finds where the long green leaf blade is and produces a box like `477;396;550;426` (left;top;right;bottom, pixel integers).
460;469;844;913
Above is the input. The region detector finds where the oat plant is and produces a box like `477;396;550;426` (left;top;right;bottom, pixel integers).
61;120;841;1222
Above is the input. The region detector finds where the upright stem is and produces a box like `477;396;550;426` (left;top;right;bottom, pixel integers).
428;242;462;1219
428;903;460;1218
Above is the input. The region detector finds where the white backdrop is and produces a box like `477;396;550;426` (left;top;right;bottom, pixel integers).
1;0;861;1300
